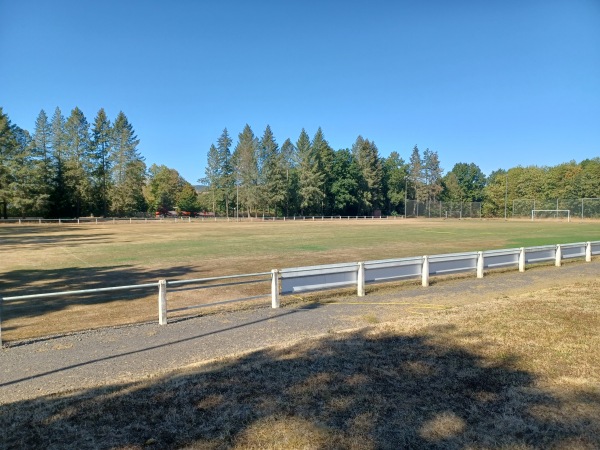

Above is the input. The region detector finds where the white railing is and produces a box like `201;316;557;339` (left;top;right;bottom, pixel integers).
1;241;598;346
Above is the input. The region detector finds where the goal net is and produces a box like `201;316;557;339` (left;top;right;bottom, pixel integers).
531;209;570;222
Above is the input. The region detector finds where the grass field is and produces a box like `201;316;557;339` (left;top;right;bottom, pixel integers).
1;219;599;342
2;279;599;448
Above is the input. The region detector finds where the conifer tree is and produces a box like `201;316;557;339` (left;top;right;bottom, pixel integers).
217;128;234;217
91;108;112;216
50;107;69;217
202;143;221;214
330;148;361;215
232;124;259;217
64;107;92;216
312;127;334;214
279;138;297;216
109;112;145;215
352;136;382;214
296;129;323;214
422;148;443;203
32;110;53;209
258;125;286;216
8;126;51;217
0;108;18;218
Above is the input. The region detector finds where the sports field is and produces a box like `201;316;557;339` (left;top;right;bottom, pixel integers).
1;219;599;342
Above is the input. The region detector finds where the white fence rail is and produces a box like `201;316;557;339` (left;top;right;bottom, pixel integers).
1;241;598;346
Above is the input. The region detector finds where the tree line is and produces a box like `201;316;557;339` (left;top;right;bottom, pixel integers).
202;125;450;217
0;107;199;219
202;124;599;218
1;106;598;219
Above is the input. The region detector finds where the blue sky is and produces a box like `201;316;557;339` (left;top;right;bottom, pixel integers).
1;0;599;184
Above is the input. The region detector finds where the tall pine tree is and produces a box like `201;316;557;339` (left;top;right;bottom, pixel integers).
352;136;382;214
109;112;145;215
312;127;334;214
232;124;259;217
50;107;69;217
258;125;286;216
201;143;221;214
0;108;18;218
64;107;92;216
296;129;323;214
217;128;234;217
32;109;53;214
91;108;112;216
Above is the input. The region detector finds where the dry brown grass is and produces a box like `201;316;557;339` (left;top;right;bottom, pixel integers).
2;219;599;343
2;280;598;449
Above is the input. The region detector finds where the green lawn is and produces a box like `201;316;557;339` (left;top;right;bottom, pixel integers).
2;219;599;283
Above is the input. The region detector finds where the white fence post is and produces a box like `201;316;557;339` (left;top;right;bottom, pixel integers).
476;251;484;278
555;245;562;267
519;247;525;272
422;256;430;287
586;242;592;262
271;269;280;308
158;279;167;325
357;262;365;297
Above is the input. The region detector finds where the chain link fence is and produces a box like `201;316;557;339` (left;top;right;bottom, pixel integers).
512;198;600;219
404;200;482;219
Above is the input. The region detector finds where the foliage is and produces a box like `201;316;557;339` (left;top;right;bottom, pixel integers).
1;106;150;217
2;105;599;218
352;136;383;214
233;124;259;217
442;162;486;202
296;129;324;214
382;151;408;214
143;164;189;213
0;108;19;218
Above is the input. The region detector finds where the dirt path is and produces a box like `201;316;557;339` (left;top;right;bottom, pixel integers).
1;260;599;404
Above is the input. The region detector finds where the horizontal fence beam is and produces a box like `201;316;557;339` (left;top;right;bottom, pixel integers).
2;282;159;301
166;272;271;286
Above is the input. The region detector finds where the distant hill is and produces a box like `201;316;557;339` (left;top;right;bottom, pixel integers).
194;185;208;193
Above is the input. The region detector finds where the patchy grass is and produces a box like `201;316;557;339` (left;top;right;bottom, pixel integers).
1;280;598;449
1;219;599;343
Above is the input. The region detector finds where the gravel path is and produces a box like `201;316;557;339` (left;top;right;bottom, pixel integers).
1;260;598;404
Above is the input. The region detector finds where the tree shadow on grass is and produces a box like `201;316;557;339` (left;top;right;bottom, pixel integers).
0;265;201;323
0;225;116;251
2;325;598;449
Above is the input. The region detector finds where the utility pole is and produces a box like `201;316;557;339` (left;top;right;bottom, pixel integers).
504;173;508;220
404;177;408;219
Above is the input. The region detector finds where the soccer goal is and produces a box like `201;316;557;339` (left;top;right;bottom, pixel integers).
531;209;571;222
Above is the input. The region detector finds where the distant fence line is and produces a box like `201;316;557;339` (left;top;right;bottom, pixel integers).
2;199;600;224
512;198;600;219
0;216;405;225
1;240;599;347
1;215;406;225
0;213;475;225
404;201;482;219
